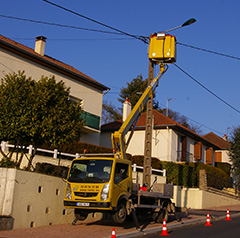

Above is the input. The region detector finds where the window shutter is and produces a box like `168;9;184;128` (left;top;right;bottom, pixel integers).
194;142;202;160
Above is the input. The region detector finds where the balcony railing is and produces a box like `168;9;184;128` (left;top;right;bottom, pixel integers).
80;111;100;130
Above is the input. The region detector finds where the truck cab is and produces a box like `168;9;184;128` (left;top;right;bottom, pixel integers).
64;157;132;223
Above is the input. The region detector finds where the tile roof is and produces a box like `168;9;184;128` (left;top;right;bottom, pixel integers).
101;110;222;149
203;132;231;149
101;120;122;132
0;34;109;91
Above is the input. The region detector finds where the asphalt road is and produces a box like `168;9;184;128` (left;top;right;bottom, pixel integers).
133;213;240;238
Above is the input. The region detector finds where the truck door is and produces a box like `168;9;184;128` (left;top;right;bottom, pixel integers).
112;162;131;207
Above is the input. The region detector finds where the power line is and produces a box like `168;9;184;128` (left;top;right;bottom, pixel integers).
177;42;240;61
159;102;225;135
12;37;134;41
174;63;240;114
0;14;124;35
42;0;148;44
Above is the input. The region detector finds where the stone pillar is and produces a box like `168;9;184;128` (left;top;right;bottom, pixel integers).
199;169;207;190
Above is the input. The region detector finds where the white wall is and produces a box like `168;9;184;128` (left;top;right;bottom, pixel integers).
125;128;179;162
0;168;75;229
217;150;231;164
100;131;112;148
172;186;240;209
126;130;145;156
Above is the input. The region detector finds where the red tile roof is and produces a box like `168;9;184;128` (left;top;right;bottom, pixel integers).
203;132;230;149
101;110;222;149
0;34;109;91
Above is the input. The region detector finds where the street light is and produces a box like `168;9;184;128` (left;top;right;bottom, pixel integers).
149;18;196;63
164;18;196;33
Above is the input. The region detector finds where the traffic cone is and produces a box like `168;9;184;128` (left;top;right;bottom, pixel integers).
204;212;212;226
111;228;116;238
160;219;170;236
225;209;231;221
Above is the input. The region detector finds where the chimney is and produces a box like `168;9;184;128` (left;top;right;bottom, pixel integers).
223;134;228;141
123;98;132;122
35;36;47;56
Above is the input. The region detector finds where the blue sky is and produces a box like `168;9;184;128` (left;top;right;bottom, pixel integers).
1;0;240;137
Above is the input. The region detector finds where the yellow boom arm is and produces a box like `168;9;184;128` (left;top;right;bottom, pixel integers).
111;64;166;159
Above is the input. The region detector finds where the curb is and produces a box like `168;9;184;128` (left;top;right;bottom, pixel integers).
107;212;240;238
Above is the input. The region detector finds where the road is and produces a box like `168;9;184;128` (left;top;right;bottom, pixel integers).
134;214;240;238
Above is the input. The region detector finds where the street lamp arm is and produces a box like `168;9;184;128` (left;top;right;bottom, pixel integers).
164;18;196;33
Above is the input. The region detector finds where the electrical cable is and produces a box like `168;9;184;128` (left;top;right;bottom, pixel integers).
173;63;240;114
0;14;124;35
42;0;148;44
158;102;224;135
12;37;134;41
177;42;240;61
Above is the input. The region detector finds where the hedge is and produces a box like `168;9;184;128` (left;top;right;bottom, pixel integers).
41;141;113;155
35;162;69;179
129;155;230;188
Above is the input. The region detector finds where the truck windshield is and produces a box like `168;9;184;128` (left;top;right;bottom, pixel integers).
68;159;113;183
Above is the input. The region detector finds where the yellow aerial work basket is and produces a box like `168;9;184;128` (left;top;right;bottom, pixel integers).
148;33;176;63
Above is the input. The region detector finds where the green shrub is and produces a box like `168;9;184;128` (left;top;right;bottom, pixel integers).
35;163;69;178
0;159;17;168
215;162;231;176
40;141;113;159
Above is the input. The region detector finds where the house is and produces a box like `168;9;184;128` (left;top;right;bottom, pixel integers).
203;132;231;164
101;100;223;165
0;35;109;145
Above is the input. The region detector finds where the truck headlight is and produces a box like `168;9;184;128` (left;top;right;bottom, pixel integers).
66;183;72;199
101;183;109;201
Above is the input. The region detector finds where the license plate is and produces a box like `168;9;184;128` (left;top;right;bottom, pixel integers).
76;202;90;207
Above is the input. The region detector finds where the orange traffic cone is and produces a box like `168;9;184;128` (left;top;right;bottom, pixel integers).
160;219;170;236
111;228;116;238
225;209;231;221
204;212;212;226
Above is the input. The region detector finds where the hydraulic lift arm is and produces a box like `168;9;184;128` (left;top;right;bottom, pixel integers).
111;64;167;160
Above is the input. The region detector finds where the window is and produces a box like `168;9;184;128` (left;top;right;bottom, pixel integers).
69;96;83;109
68;159;113;183
114;163;129;184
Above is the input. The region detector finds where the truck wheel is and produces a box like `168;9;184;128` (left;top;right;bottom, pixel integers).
74;209;88;221
153;204;169;223
112;203;127;224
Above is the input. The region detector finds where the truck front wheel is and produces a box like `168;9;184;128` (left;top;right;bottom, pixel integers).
112;203;127;224
74;209;89;221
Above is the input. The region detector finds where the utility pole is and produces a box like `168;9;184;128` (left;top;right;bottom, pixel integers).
143;60;154;188
142;18;196;189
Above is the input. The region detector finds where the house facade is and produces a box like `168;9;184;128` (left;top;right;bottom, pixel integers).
0;35;109;145
101;109;223;165
203;132;231;164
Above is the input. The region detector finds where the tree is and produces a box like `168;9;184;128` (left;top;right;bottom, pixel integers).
229;126;240;192
102;100;122;124
0;71;84;169
118;74;159;109
158;108;202;134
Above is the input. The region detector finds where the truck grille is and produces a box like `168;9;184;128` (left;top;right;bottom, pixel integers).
74;192;98;197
